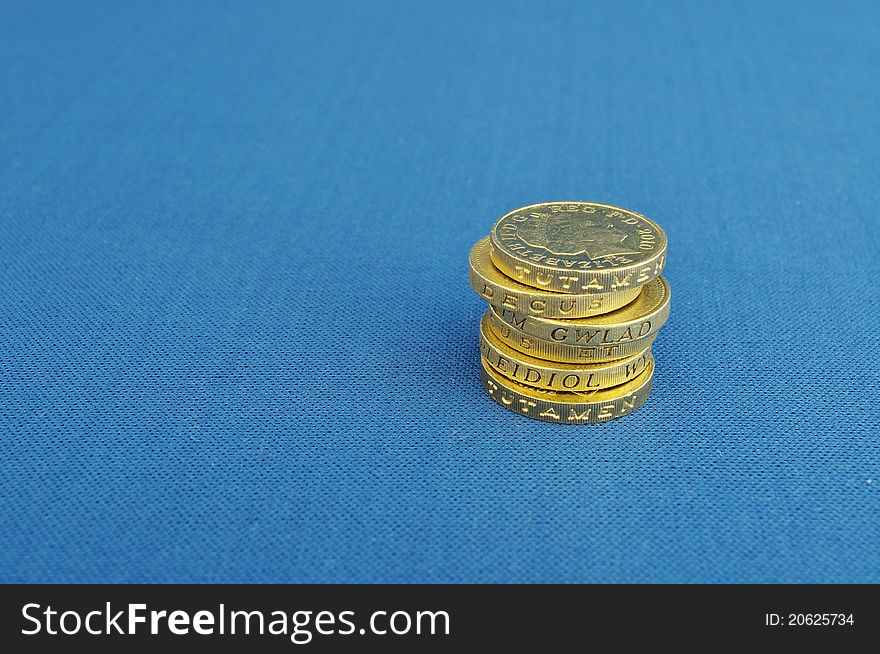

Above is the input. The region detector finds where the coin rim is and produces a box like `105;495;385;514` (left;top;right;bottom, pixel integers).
480;312;653;391
480;355;655;423
469;237;642;318
485;307;659;363
490;276;670;346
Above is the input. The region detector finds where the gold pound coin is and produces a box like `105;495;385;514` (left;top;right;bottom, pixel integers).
489;201;667;294
486;307;658;363
469;237;641;318
480;356;654;423
491;276;670;348
480;312;651;392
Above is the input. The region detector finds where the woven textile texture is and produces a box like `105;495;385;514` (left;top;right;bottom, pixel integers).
1;0;878;583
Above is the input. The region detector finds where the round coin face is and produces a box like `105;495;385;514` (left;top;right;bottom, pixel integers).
489;202;667;294
480;356;655;423
469;237;641;318
480;312;652;392
491;276;670;348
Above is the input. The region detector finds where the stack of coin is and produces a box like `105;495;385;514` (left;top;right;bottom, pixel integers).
468;202;670;423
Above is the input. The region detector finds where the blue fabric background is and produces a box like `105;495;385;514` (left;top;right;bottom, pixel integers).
1;0;878;583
